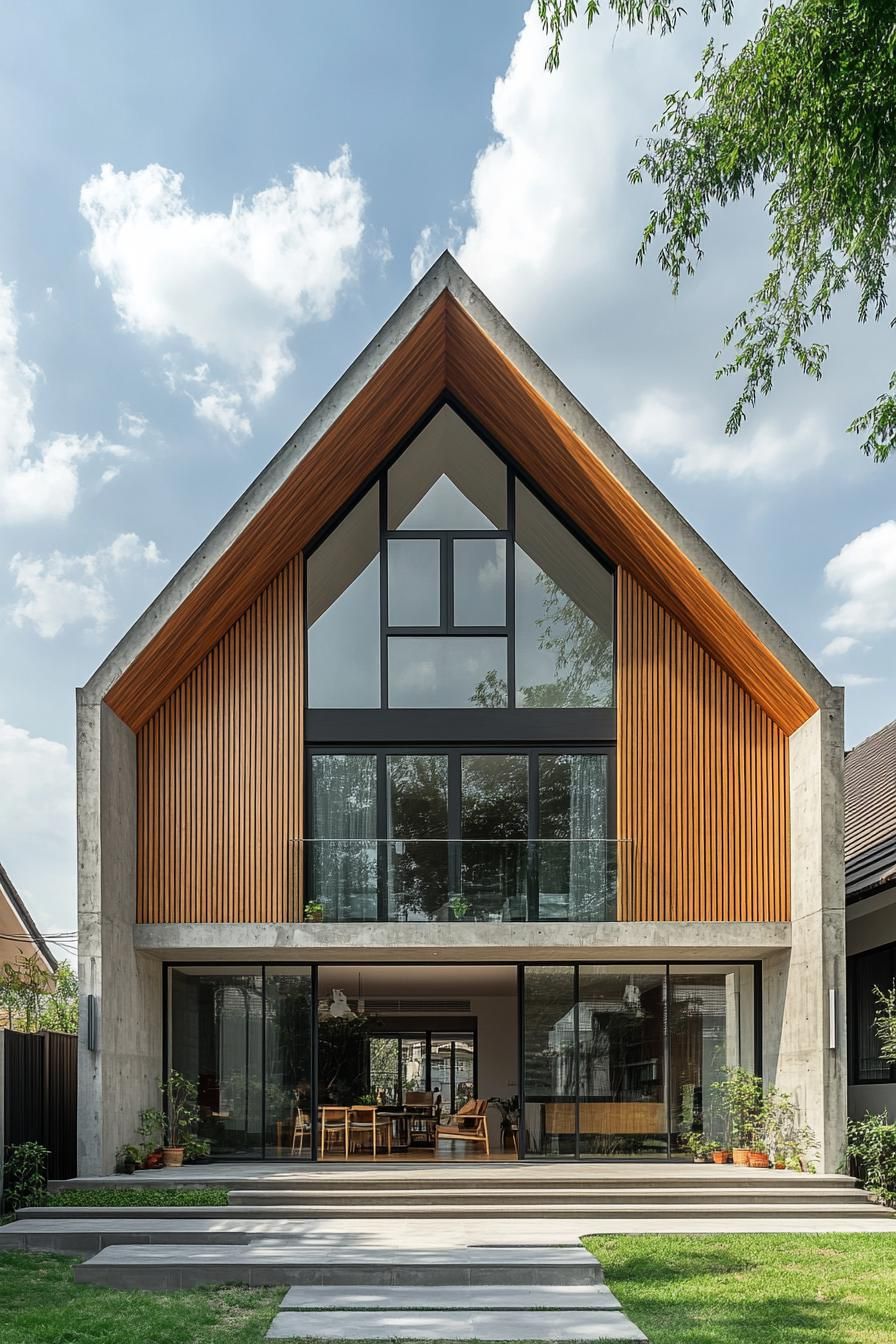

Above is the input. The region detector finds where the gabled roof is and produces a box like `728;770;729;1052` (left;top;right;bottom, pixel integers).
845;718;896;903
86;252;830;735
0;859;57;972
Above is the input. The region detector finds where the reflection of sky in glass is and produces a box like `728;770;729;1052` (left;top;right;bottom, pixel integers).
388;637;507;707
453;539;506;626
399;474;497;530
388;539;440;626
307;558;380;707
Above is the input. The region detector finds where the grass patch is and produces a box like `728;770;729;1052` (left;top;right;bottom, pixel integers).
0;1252;281;1343
584;1233;896;1344
46;1187;227;1207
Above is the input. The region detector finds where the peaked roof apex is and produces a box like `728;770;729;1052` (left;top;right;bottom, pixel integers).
85;252;833;734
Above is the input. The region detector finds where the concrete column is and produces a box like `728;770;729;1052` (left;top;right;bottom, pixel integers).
763;699;846;1173
77;695;162;1175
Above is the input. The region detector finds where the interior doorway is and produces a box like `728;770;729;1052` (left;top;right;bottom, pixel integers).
315;963;518;1161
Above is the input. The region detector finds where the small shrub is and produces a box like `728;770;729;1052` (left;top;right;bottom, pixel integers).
3;1141;50;1212
846;1111;896;1205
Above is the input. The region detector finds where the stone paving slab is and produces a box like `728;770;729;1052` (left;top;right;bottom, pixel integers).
265;1310;647;1340
279;1285;623;1310
73;1243;603;1290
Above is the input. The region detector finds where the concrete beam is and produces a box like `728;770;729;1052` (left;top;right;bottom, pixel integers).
133;920;790;962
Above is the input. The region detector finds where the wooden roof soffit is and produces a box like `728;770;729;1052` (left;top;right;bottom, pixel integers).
104;291;817;735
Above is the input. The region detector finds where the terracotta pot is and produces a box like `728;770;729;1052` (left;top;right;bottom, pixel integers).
712;1150;731;1164
162;1146;185;1168
732;1148;751;1166
774;1160;785;1170
144;1150;163;1169
748;1151;770;1169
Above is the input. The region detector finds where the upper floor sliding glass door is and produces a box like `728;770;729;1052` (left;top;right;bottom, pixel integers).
306;748;616;923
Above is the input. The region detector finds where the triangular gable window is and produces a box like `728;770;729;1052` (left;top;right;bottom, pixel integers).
306;405;614;713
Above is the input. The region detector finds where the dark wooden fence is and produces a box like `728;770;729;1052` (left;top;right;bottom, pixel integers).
2;1029;77;1181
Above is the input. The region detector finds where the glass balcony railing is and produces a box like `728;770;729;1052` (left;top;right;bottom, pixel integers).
291;838;622;923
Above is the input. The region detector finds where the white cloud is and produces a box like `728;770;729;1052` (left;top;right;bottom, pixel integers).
80;153;367;427
193;385;252;441
118;409;149;439
824;520;896;636
0;277;126;522
10;532;163;638
0;719;75;937
821;635;860;657
616;390;831;483
443;4;666;333
840;673;883;688
410;226;438;284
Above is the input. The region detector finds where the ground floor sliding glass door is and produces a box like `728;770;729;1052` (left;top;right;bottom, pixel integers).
167;959;756;1161
521;963;757;1159
168;965;314;1160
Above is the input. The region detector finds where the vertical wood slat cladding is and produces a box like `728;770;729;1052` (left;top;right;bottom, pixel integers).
616;569;790;922
136;557;302;924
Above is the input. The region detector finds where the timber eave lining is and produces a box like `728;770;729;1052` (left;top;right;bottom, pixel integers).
103;286;818;737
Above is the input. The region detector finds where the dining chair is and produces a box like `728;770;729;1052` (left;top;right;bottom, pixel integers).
319;1106;349;1159
349;1104;392;1157
291;1106;312;1156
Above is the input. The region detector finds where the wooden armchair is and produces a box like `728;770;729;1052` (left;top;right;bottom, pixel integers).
435;1097;490;1155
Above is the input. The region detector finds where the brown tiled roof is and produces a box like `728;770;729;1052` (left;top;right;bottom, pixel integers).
845;718;896;902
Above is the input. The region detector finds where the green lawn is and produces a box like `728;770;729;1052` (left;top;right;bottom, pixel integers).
0;1252;281;1344
2;1236;895;1344
584;1233;896;1344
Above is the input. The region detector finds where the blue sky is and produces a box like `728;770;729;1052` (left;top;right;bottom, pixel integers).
1;1;894;945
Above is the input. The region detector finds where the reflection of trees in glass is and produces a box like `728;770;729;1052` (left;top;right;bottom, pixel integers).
369;1037;400;1103
518;575;613;709
311;755;376;918
469;669;508;708
470;576;613;709
388;755;449;919
460;756;527;920
266;975;312;1136
317;1009;384;1105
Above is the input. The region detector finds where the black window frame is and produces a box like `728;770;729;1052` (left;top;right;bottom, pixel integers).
847;938;896;1085
304;396;617;738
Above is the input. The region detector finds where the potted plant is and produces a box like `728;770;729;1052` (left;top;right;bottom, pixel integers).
449;895;470;921
304;900;324;923
712;1068;763;1166
683;1131;715;1163
159;1070;201;1167
490;1096;520;1152
138;1108;166;1168
183;1134;211;1164
115;1143;143;1175
712;1146;732;1164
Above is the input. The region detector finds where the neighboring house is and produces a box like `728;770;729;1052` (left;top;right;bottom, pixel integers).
76;253;845;1175
0;859;56;976
845;718;896;1120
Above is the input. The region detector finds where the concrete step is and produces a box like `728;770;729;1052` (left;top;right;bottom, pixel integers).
278;1285;624;1310
73;1243;602;1290
221;1200;891;1219
227;1185;872;1207
266;1309;646;1340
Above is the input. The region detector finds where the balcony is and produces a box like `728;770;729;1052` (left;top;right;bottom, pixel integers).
292;838;621;923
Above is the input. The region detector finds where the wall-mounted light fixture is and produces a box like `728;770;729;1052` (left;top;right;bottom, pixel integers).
86;994;98;1052
828;988;837;1051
